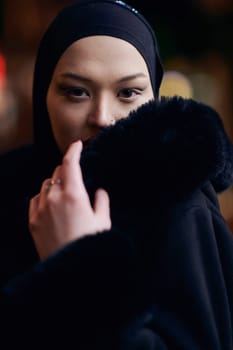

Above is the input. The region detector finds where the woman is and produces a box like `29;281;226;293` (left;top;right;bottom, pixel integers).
0;1;233;349
0;0;163;281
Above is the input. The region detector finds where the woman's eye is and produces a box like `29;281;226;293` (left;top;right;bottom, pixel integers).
60;86;90;99
118;88;141;99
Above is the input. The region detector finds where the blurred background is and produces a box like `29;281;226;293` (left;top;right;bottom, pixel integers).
0;0;233;230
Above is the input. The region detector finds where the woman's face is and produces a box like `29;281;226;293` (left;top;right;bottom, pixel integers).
46;35;154;154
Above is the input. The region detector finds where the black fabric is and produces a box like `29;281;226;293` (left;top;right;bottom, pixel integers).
33;0;163;168
81;96;233;201
0;97;233;349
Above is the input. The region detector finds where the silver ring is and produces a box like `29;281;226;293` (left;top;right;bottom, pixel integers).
46;178;61;189
51;178;61;185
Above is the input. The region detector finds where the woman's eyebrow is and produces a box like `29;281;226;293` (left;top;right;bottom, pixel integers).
60;72;92;83
116;73;147;83
60;72;147;83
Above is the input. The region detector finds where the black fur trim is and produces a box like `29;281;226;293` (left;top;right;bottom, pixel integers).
81;96;233;205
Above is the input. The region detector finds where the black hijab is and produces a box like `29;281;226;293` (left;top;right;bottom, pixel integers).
32;0;163;171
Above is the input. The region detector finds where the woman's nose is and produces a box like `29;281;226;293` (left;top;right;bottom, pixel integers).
88;98;114;127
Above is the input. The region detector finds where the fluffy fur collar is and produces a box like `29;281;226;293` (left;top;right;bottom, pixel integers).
81;96;233;206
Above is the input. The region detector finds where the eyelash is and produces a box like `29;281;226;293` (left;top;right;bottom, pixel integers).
60;86;89;99
59;85;143;101
118;88;142;99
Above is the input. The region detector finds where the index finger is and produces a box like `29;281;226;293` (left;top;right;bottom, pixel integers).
60;140;86;194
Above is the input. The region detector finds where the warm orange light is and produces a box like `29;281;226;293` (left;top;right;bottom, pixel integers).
159;71;193;99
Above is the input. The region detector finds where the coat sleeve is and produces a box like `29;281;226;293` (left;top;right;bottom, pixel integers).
0;227;167;349
147;190;233;350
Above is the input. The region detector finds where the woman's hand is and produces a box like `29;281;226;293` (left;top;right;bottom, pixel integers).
29;141;111;260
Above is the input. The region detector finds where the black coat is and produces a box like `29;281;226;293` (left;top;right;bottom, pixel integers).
0;97;233;349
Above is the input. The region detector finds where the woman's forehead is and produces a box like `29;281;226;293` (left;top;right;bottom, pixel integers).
53;36;151;80
58;36;148;63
